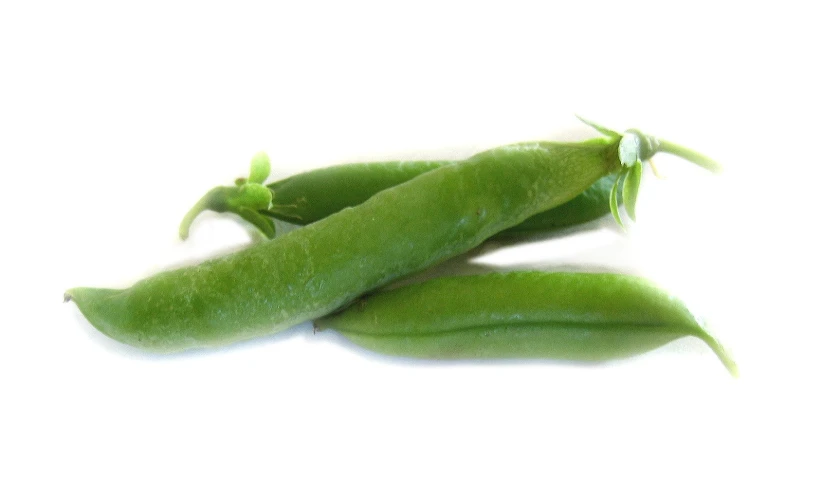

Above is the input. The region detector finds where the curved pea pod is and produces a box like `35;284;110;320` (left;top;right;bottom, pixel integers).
315;272;737;376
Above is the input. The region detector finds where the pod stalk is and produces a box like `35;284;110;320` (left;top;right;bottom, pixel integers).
657;139;722;173
179;188;226;240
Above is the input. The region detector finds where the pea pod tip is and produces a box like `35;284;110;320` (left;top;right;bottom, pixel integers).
699;332;739;378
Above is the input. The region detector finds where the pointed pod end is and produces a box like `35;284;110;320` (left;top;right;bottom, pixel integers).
64;287;97;320
717;347;740;378
726;360;740;379
65;286;145;350
64;287;103;306
64;287;109;309
697;330;739;378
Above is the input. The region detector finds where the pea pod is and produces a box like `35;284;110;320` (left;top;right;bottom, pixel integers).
316;272;737;376
67;122;717;353
179;158;619;240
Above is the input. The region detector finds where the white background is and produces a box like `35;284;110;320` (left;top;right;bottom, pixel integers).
2;1;820;496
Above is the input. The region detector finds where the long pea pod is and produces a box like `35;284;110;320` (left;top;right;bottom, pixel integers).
67;122;718;353
179;158;620;240
315;272;738;376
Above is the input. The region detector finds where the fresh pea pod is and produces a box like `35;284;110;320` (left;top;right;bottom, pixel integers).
316;272;737;376
179;158;619;240
67;121;717;353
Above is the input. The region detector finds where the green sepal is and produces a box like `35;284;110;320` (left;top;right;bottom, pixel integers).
622;161;642;221
576;115;621;139
248;152;271;184
229;183;273;211
609;169;626;230
236;207;276;239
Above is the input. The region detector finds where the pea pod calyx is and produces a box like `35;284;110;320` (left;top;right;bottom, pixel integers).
578;117;721;228
178;152;275;239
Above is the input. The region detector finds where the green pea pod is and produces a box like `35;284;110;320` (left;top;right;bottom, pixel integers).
182;159;620;240
68;123;718;353
265;162;622;236
315;272;737;376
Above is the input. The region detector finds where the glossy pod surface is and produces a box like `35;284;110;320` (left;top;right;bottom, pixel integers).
68;138;621;352
316;272;737;375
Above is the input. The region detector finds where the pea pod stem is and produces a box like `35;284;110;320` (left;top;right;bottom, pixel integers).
657;139;722;173
179;188;222;240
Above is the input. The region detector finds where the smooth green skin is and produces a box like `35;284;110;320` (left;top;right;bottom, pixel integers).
316;272;737;376
265;161;618;235
497;173;616;236
67;138;622;352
